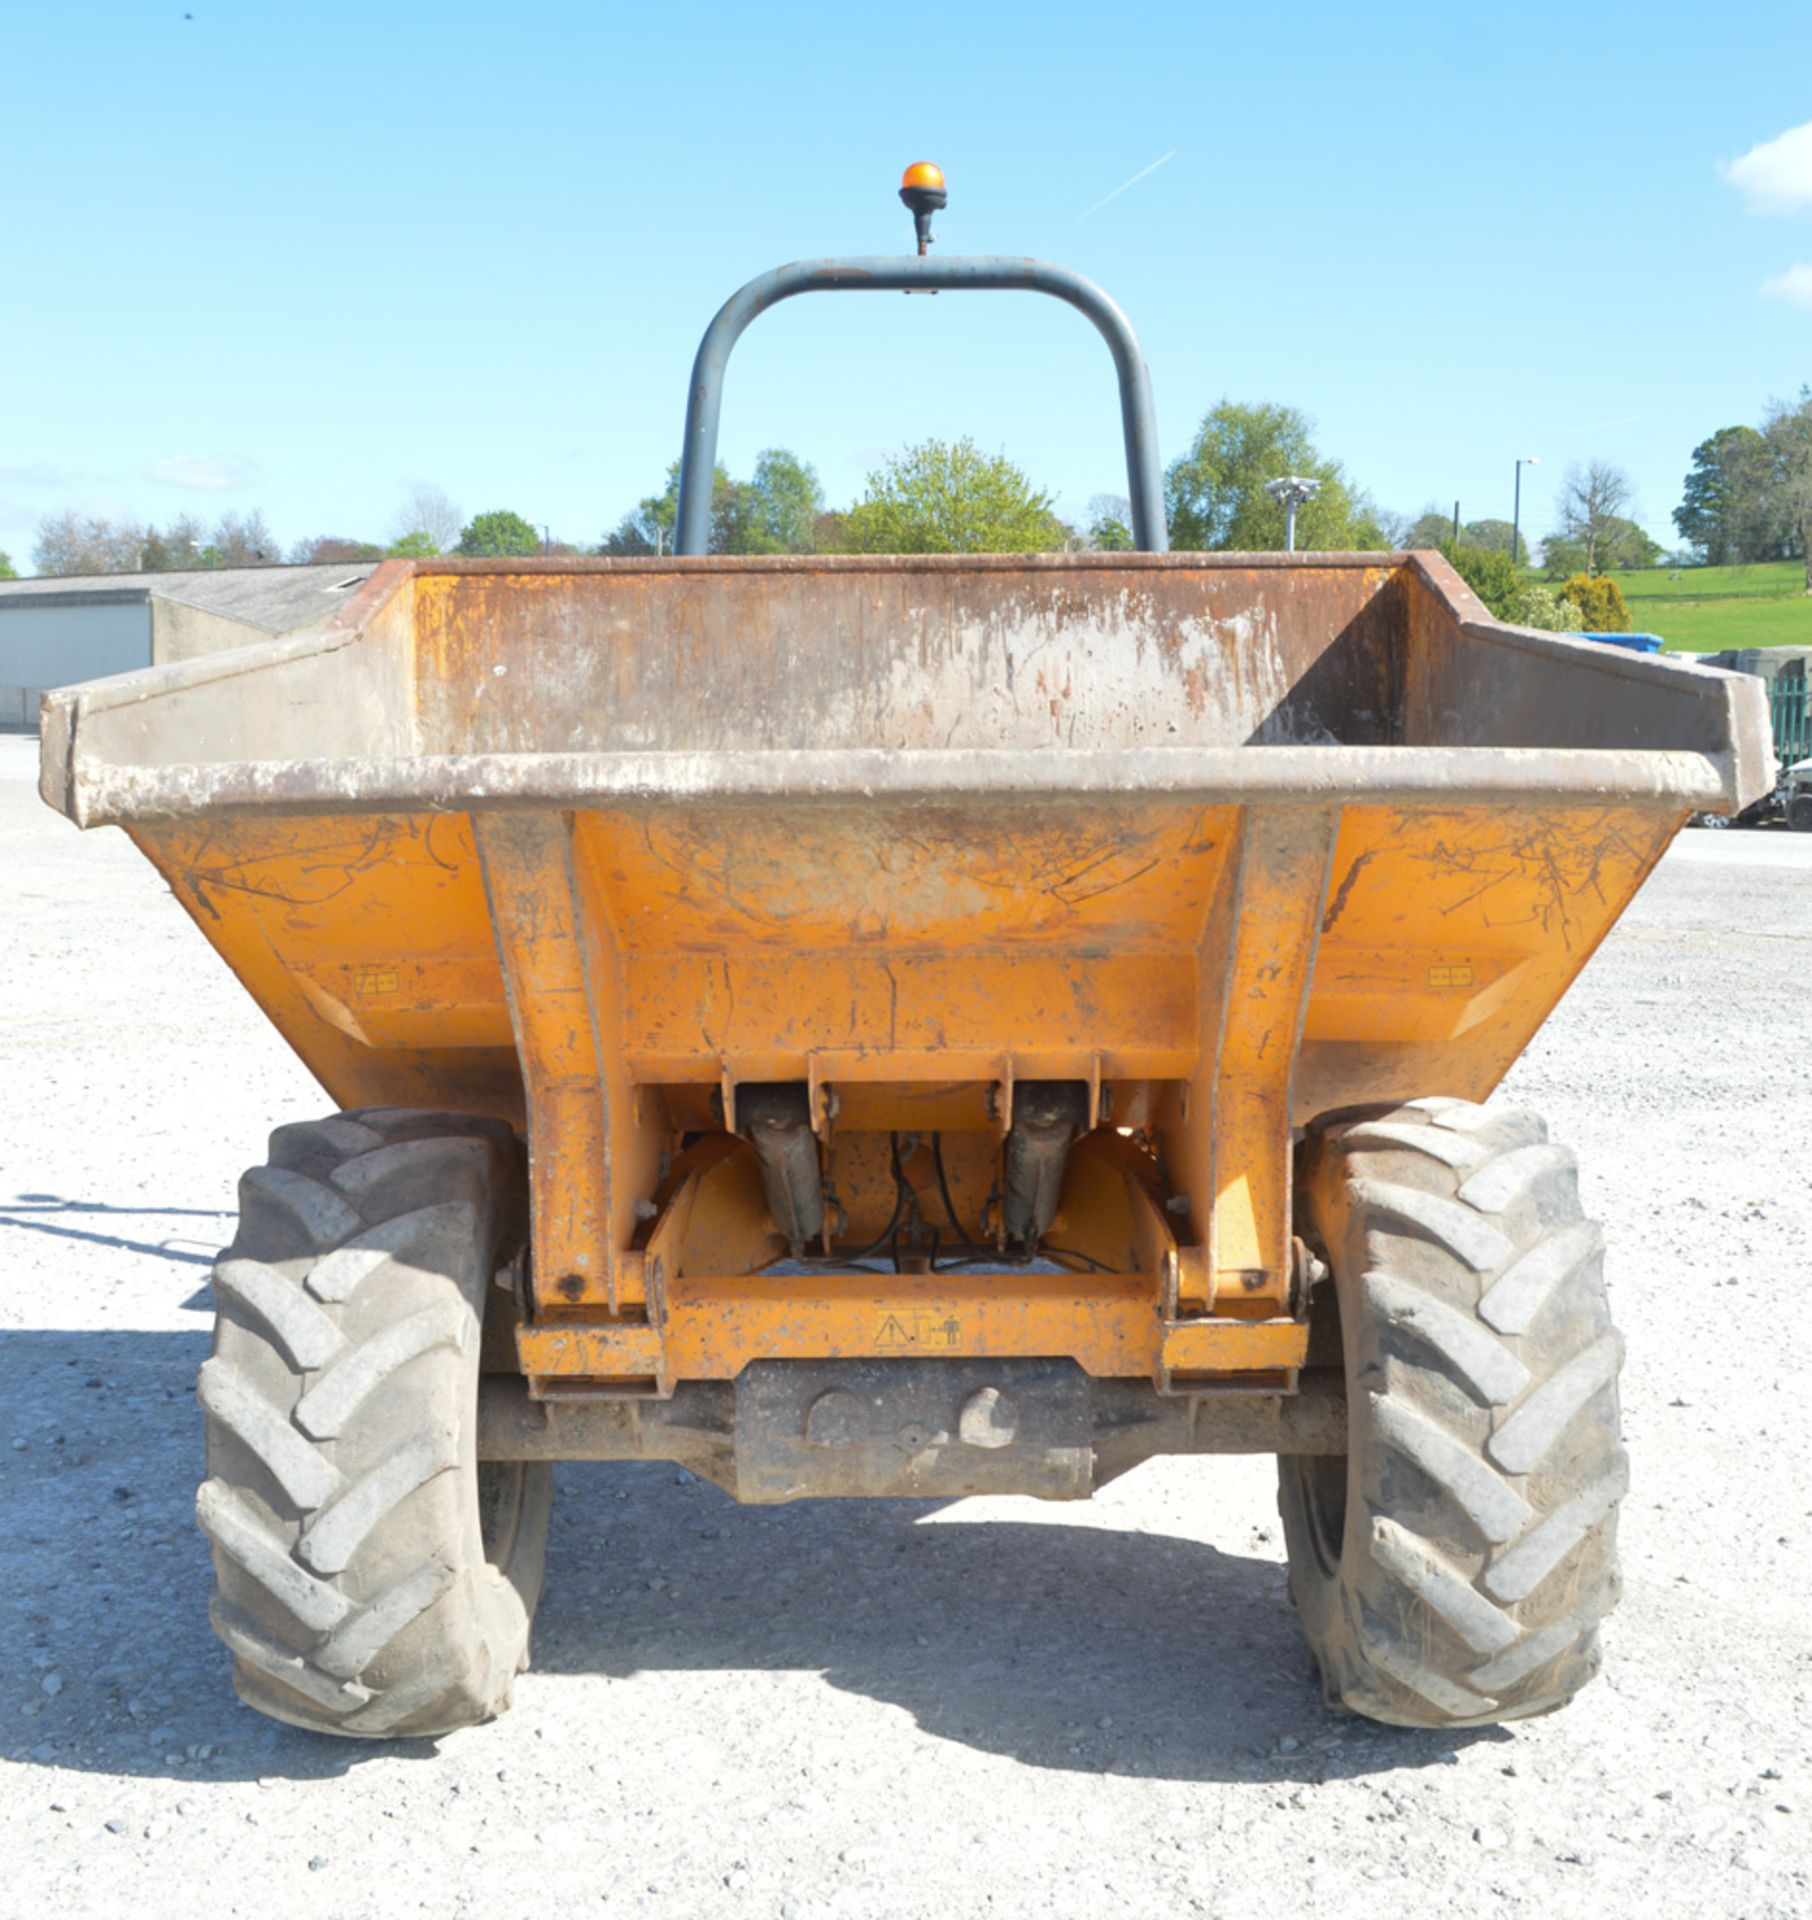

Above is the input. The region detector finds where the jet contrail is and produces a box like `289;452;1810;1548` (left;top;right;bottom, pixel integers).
1069;149;1178;227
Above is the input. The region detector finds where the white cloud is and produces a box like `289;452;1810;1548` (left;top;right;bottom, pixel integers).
1761;263;1812;307
1723;120;1812;215
146;454;253;491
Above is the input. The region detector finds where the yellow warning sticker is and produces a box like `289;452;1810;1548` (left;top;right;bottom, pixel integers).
353;969;401;996
874;1310;964;1352
1426;964;1475;989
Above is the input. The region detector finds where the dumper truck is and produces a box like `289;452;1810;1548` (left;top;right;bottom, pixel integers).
39;170;1775;1740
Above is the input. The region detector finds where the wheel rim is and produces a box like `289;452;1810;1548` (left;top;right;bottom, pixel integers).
1295;1452;1348;1581
476;1459;529;1574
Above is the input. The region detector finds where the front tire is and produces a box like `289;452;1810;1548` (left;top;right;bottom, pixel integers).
1279;1099;1625;1727
196;1109;552;1738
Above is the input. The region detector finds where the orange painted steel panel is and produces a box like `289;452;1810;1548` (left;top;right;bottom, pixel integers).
1160;1320;1309;1376
474;812;670;1316
1155;806;1339;1315
475;813;622;1310
294;956;515;1051
1206;808;1337;1299
581;802;1231;953
624;952;1200;1083
130;813;520;1122
516;1269;1304;1383
517;1268;1308;1387
1298;803;1681;1112
519;1320;667;1383
569;813;670;1296
51;557;1758;1409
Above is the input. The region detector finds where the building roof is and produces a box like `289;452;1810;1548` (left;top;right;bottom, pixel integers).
0;563;379;635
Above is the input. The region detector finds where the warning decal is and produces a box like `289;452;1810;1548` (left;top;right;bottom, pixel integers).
874;1310;963;1352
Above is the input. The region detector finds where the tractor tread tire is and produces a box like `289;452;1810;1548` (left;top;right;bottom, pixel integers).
197;1110;551;1739
1279;1098;1624;1728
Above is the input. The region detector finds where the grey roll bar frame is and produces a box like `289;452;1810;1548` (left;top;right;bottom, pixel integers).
674;256;1169;556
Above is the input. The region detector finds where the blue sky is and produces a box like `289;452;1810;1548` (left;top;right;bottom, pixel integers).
3;0;1809;567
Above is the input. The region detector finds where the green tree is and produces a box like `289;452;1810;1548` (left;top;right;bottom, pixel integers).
839;439;1065;553
740;449;824;553
289;535;384;564
1403;508;1457;550
706;471;763;554
1438;544;1583;630
1553;460;1633;574
1460;518;1528;563
1503;583;1585;632
1085;493;1135;551
137;510;278;569
389;485;462;553
599;462;710;556
387;530;442;558
455;509;543;557
212;510;278;565
603;450;828;557
140;514;208;570
1561;573;1631;631
1402;509;1532;559
598;503;666;557
1542;514;1660;577
32;510;146;575
1601;516;1662;569
0;550;17;579
1439;542;1522;617
1165;401;1386;551
1674;426;1772;565
1763;388;1812;594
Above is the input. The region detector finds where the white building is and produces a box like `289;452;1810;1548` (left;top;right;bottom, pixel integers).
0;563;379;729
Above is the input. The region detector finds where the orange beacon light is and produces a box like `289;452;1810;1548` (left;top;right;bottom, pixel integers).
899;162;947;254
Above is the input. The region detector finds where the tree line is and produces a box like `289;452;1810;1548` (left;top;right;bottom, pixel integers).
1672;387;1812;587
2;405;1390;579
13;485;472;580
7;392;1808;594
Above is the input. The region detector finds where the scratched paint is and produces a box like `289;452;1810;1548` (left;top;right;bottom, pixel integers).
47;551;1767;1392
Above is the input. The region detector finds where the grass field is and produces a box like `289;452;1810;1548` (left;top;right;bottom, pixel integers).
1585;559;1812;652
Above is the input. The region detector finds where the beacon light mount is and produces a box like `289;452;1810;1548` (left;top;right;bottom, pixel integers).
899;161;948;256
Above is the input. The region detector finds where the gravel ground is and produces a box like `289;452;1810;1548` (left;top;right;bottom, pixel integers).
2;732;1808;1920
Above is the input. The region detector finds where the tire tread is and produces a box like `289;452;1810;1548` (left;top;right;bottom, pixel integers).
196;1111;549;1739
1280;1099;1625;1728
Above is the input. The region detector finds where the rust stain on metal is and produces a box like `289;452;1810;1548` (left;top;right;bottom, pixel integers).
43;552;1764;1402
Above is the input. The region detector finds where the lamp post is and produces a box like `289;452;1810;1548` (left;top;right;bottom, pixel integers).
1513;457;1540;569
1264;475;1322;553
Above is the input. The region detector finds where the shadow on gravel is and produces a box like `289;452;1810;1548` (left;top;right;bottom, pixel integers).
1;1194;229;1269
0;1329;392;1788
0;1331;1504;1789
534;1462;1508;1785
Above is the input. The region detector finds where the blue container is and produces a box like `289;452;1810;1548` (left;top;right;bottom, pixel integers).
1573;631;1663;654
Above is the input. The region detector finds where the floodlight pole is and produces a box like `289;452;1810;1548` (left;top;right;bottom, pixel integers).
1264;476;1322;554
1513;457;1540;568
